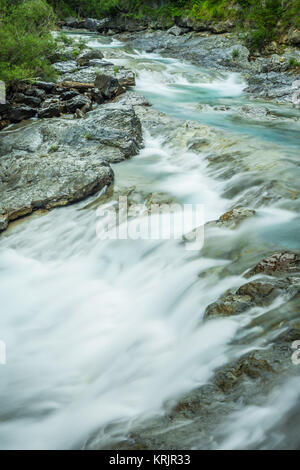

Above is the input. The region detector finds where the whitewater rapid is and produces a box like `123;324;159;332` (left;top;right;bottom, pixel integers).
0;31;299;450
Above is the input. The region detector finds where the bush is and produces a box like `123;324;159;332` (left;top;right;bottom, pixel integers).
0;0;57;87
289;57;300;68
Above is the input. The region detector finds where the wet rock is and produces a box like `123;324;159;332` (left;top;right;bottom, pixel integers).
53;61;78;74
287;29;300;46
0;214;8;231
0;102;10;115
87;59;114;68
213;207;256;229
275;327;300;344
237;105;271;121
94;18;111;32
0;155;114;228
246;252;300;278
24;87;46;100
63;95;92;113
113;92;151;107
214;353;274;393
13;93;41;108
56;80;94;92
105;16;147;33
0;119;10;130
91;89;105;104
244;71;300;103
77;49;104;65
37;104;61;119
63;65;135;88
167;25;183;36
210;20;235;34
80;18;104;31
64;17;81;28
8;106;36;122
204;277;299;319
59;90;80;101
204;293;252;318
34;81;56;93
236;281;276;302
95;74;124;99
0;104;142;230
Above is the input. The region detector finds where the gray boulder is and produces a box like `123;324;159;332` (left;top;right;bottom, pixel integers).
95;74;124;99
8;106;36;122
80;18;103;31
59;90;80;101
37;103;61;119
64;17;81;28
14;93;41;108
167;25;183;36
0;105;143;230
63;95;92;113
63;65;136;87
24;87;46;99
33;81;56;93
77;48;104;66
53;61;78;74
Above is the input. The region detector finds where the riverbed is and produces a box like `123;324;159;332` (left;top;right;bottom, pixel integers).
0;31;300;450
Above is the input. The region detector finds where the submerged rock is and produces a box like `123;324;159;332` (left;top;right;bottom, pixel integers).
213;352;274;393
246;252;300;278
207;207;256;229
204;252;300;319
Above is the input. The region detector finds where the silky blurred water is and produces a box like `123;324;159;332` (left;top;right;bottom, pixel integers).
0;31;299;450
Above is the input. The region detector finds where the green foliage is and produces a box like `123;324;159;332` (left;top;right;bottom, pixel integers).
49;144;59;152
1;0;300;92
232;48;240;59
289;57;300;68
245;0;283;52
47;0;122;18
56;31;74;46
0;0;57;86
190;0;232;21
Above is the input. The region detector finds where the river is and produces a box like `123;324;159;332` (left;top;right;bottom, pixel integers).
0;31;300;450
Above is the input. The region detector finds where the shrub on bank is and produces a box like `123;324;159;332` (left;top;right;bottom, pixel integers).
0;0;57;87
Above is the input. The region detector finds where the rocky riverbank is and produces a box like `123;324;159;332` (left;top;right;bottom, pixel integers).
0;39;135;131
1;25;300;448
60;18;300;106
0;32;145;231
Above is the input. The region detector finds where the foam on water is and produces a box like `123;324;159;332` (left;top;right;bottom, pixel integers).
0;31;299;450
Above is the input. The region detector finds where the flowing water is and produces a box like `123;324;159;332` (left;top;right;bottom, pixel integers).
0;32;300;450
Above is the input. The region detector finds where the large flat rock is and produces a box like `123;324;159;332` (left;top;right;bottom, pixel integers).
0;105;143;231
